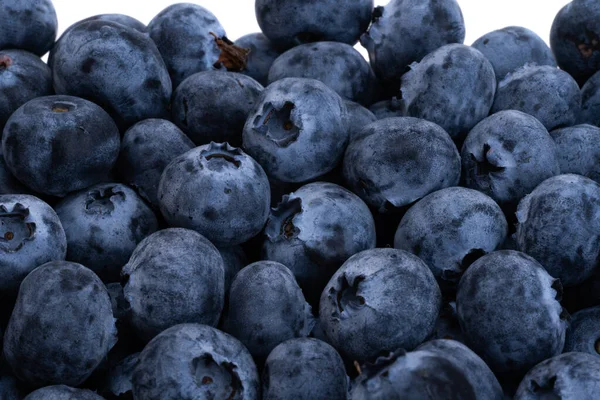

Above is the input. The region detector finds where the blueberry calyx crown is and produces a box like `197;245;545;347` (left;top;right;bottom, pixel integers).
210;32;250;72
200;142;243;168
0;203;36;253
192;353;243;400
333;274;366;320
252;101;300;147
0;54;13;70
85;186;126;215
265;195;302;241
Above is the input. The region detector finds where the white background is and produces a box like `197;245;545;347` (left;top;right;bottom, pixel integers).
53;0;571;61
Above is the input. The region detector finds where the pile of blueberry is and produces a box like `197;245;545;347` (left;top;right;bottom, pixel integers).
2;0;600;398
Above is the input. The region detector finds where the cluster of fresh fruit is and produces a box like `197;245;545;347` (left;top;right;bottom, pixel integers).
1;0;600;399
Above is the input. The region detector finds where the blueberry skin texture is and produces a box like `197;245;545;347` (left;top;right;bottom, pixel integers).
456;250;568;378
117;119;195;209
368;99;406;120
345;100;377;143
217;245;247;297
52;20;171;131
2;95;120;197
394;187;508;292
0;194;67;294
343;117;461;212
320;248;442;362
550;0;600;86
148;3;227;89
399;44;496;141
472;26;556;82
262;338;347;400
158;142;271;246
268;42;376;106
255;0;373;51
461;110;560;208
564;306;600;355
0;50;53;131
350;349;476;400
580;69;600;126
235;33;281;86
417;339;504;400
243;78;348;183
516;174;600;287
24;385;105;400
0;374;23;400
491;65;582;131
514;352;600;399
0;151;29;195
0;0;57;56
55;183;158;283
550;124;600;184
102;352;139;399
4;261;117;388
132;323;259;400
122;228;224;342
223;261;314;361
172;71;264;147
361;0;465;85
262;182;376;307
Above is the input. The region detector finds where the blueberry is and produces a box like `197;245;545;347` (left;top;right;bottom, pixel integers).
368;98;405;120
55;183;158;283
235;33;281;86
472;26;556;82
491;65;581;131
158;142;271;246
102;352;140;399
171;71;264;147
4;261;117;387
516;174;600;286
580;69;600;126
0;374;22;400
0;50;53;131
223;261;314;361
122;228;225;342
0;194;67;294
550;0;600;86
461;110;560;208
217;245;248;298
550;124;600;184
0;0;57;56
255;0;374;51
345;100;377;143
262;338;348;400
0;151;29;195
563;306;600;356
268;42;377;105
456;250;568;378
343;117;461;213
132;323;259;400
394;187;508;293
430;302;465;343
148;3;246;89
320;248;441;362
263;182;376;306
52;20;171;131
514;352;600;399
417;339;504;400
116;119;195;209
349;349;476;400
360;0;465;85
24;385;105;400
243;77;348;183
2;95;120;197
399;44;496;141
